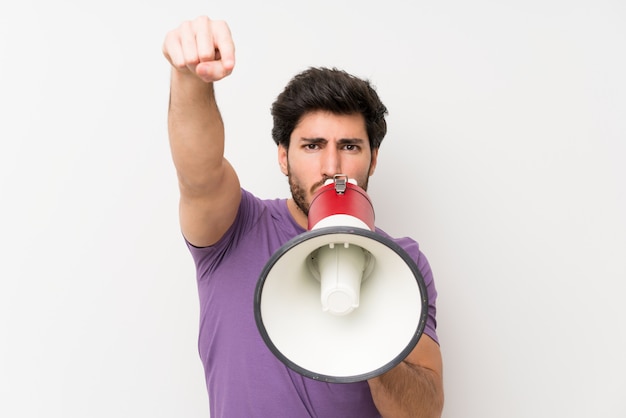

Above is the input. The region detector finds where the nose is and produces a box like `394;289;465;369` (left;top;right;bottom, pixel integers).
321;147;341;179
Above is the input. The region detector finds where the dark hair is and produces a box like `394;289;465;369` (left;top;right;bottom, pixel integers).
271;67;388;150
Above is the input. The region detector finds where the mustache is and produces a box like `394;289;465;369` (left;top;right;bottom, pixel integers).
310;176;332;194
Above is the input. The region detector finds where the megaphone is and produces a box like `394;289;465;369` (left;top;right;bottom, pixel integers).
254;174;428;383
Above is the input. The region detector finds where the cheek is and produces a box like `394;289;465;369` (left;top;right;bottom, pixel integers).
287;154;311;175
346;159;374;178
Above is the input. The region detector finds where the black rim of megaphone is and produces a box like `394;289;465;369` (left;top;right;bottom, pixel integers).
254;226;429;384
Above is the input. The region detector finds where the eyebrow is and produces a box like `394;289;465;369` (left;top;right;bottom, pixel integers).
300;137;326;144
300;137;366;145
337;138;366;145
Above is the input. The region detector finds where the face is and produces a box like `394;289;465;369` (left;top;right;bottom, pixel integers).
278;110;378;216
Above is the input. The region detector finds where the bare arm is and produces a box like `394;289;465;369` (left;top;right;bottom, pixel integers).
368;335;444;418
163;17;241;247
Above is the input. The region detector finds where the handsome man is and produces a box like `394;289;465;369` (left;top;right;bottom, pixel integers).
162;16;444;418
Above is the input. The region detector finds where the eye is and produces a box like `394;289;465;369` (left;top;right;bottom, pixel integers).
343;144;360;152
304;143;320;150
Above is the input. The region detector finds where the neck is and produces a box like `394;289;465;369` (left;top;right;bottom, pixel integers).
287;198;308;230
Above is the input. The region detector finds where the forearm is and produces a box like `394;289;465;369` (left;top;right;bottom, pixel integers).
168;70;226;193
368;360;444;418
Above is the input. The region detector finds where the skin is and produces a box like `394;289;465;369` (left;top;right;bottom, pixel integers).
279;111;377;226
163;16;444;417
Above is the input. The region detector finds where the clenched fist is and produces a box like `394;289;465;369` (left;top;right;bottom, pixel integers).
162;16;235;83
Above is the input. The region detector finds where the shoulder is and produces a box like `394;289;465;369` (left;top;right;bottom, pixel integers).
375;229;423;264
186;189;297;255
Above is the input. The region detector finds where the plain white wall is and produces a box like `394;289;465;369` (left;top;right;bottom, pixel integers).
1;1;625;417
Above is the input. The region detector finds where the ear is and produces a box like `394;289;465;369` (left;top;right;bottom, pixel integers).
278;144;289;175
368;148;379;176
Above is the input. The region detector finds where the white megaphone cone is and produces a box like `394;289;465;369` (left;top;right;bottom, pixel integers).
254;174;428;383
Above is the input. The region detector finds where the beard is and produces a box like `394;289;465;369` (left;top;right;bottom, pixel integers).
287;164;371;216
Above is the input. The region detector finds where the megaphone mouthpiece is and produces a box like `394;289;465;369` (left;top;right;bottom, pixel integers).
308;242;374;316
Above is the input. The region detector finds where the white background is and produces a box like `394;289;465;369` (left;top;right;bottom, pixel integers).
1;1;625;417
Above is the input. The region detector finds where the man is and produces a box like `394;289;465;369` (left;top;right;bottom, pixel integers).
162;16;444;418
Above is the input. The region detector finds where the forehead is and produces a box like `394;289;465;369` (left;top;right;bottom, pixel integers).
292;110;367;138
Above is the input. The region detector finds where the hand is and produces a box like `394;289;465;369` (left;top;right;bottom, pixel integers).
162;16;235;83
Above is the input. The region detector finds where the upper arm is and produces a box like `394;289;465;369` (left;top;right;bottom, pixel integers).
405;335;443;382
178;158;241;247
367;334;444;417
166;65;241;247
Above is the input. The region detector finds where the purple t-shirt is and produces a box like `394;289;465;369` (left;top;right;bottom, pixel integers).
186;189;438;417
